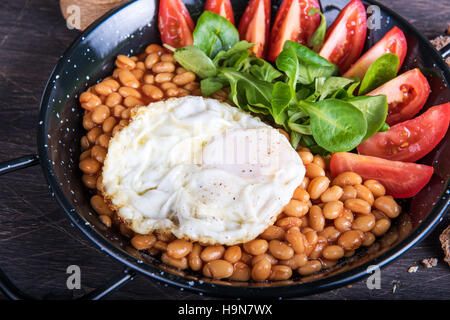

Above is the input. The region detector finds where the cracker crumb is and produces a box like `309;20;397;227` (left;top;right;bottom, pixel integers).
421;258;438;269
408;266;419;273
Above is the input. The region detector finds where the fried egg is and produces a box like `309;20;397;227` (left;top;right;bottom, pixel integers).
102;96;305;245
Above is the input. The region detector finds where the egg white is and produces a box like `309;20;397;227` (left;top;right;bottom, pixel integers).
102;96;305;245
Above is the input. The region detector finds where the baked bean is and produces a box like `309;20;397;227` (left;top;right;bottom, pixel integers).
278;129;290;141
95;82;113;96
340;185;357;201
355;184;374;205
155;72;174;83
142;84;164;100
269;240;294;260
319;226;341;242
116;55;136;70
224;246;242;263
305;230;319;246
305;163;325;179
352;214;376;232
300;177;310;189
160;82;177;91
118;69;139;88
152;61;175;73
298;260;321;276
91;145;107;163
184;82;200;91
372;210;388;220
160;53;175;62
123;96;143;108
229;262;251;281
276;217;302;230
362;232;376;246
166;88;180;97
99;215;112;228
83;113;95;130
333;172;362;187
251;259;271;281
293;187;310;202
374;196;401;218
269;265;292;281
309;205;325;232
90;195;113;216
200;245;225;262
372;218;391;236
144;52;160;69
312;155;326;169
320;185;344;202
279;253;308;269
344;249;355;257
251;253;278;266
307;176;330;200
188;243;203;271
345;198;371;215
334;211;353;232
167;239;193;259
243;239;268;256
120;108;131;120
80;149;91;161
176;67;187;74
91;105;110;124
364;180;386;197
286;227;306;253
323;201;343;219
119;223;134;238
96;175;104;192
298;150;313;165
131;234;156;250
284;199;309;217
102;117;117;133
96;134;111;148
145;44;164;55
87;127;102;144
82;174;97;189
240;252;253;265
173;71;196;86
338;230;363;250
131;69;144;80
161;252;188;269
80;158;101;175
143;74;155;84
80;92;101;111
156;231;175;242
136;61;146;70
259;225;285;241
113;104;126;117
105;92;122;107
322;245;344;260
309;236;327;259
118;86;142;98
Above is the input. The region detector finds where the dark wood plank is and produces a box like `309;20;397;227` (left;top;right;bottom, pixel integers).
0;0;448;300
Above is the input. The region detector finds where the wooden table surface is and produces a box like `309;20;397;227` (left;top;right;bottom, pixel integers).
0;0;449;300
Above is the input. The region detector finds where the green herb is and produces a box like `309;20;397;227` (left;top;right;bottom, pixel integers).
213;40;255;65
299;99;367;152
173;46;217;78
271;81;292;126
346;95;388;140
359;53;399;95
315;77;356;100
200;76;228;95
308;8;327;52
193;11;239;58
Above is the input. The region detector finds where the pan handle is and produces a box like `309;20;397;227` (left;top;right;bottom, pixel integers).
440;43;450;60
0;155;137;299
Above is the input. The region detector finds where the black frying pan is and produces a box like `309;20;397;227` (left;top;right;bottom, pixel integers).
0;0;449;299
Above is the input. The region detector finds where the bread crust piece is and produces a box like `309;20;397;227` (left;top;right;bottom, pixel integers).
439;225;450;266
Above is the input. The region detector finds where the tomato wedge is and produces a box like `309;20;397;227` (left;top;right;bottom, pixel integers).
357;103;450;163
158;0;195;48
368;69;430;125
205;0;235;24
267;0;321;62
318;0;367;73
343;26;407;79
330;152;434;198
238;0;271;59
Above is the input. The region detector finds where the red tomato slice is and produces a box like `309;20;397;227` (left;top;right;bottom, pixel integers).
238;0;271;58
357;103;450;163
368;69;430;125
267;0;321;62
205;0;235;24
318;0;367;73
330;152;434;198
343;26;407;79
158;0;195;48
